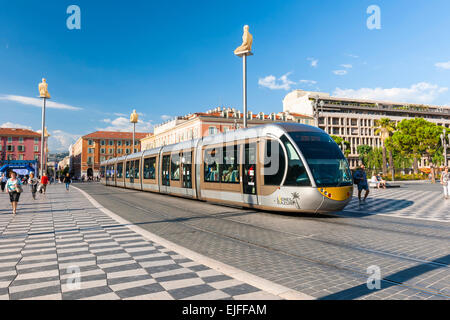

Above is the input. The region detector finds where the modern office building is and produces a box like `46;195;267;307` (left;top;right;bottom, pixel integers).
70;131;151;179
283;90;450;168
141;107;314;150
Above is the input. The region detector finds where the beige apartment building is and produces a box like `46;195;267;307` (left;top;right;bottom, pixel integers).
283;90;450;168
140;107;314;150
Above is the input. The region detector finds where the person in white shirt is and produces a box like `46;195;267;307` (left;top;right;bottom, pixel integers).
441;167;449;200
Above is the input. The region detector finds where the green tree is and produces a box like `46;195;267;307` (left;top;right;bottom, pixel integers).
357;145;372;167
331;135;351;157
374;118;396;175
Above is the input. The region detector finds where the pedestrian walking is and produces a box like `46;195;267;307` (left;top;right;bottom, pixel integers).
28;172;39;200
6;171;23;215
354;164;370;204
63;173;72;191
1;173;7;192
441;166;449;200
40;173;49;194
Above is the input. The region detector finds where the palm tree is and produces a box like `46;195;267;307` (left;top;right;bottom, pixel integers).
374;118;396;176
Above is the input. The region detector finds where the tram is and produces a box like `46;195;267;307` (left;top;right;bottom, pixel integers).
100;123;353;213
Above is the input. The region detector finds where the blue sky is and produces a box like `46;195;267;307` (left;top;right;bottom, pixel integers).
1;0;450;151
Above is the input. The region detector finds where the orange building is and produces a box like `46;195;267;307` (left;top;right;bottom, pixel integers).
70;131;151;179
141;107;313;150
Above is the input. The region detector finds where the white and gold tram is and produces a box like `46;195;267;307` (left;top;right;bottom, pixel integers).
100;123;353;213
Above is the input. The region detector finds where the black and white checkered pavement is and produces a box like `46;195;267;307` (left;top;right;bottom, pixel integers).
0;185;283;300
344;187;450;222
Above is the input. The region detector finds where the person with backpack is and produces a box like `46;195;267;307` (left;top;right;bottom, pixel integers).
28;172;39;200
6;171;23;215
63;173;72;191
441;166;449;200
354;164;370;204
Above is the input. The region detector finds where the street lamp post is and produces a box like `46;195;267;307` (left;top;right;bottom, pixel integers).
441;129;449;167
234;25;253;129
130;110;139;183
38;79;51;178
313;97;324;127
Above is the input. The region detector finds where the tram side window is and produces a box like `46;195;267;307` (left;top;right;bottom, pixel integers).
281;136;311;187
171;153;180;181
117;163;123;178
143;157;156;180
125;161;130;178
264;140;285;186
204;147;221;182
134;160;140;179
220;145;240;183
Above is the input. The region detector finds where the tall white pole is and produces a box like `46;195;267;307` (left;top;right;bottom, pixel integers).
133;123;136;153
40;98;46;177
243;54;248;128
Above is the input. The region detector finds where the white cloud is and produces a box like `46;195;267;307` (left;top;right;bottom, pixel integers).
258;72;295;91
346;54;359;58
96;116;154;132
0;122;32;130
333;70;348;76
435;61;450;70
307;58;318;67
299;80;317;85
333;82;448;104
113;112;127;117
161;115;172;121
48;130;79;152
0;94;82;110
340;64;352;69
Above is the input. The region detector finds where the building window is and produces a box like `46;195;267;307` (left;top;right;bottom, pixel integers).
88;140;93;146
109;149;114;154
117;149;122;154
7;155;13;160
34;155;39;161
88;148;94;153
33;145;38;152
87;157;93;164
134;141;139;146
126;148;130;154
117;140;122;146
7;145;14;152
7;137;12;143
208;127;217;135
19;137;24;143
100;140;105;146
125;141;130;146
19;155;24;160
17;145;25;152
109;140;114;146
100;148;106;154
100;156;106;162
34;138;39;144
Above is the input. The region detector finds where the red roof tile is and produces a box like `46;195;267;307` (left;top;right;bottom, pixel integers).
82;131;152;140
0;128;41;137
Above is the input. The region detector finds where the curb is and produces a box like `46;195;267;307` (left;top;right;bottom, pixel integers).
73;185;315;300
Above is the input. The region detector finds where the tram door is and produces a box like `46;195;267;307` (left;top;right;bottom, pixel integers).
182;151;193;192
161;155;171;191
243;143;258;205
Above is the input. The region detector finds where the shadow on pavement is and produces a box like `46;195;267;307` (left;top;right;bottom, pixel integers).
318;254;450;300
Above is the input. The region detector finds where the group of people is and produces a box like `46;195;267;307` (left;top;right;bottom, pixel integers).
1;171;72;215
354;164;450;203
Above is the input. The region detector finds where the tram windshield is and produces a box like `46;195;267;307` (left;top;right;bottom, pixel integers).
287;132;352;187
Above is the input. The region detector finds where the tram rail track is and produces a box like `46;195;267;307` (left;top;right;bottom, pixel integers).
87;186;450;299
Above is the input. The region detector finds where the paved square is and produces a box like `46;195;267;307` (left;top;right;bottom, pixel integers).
0;185;282;300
